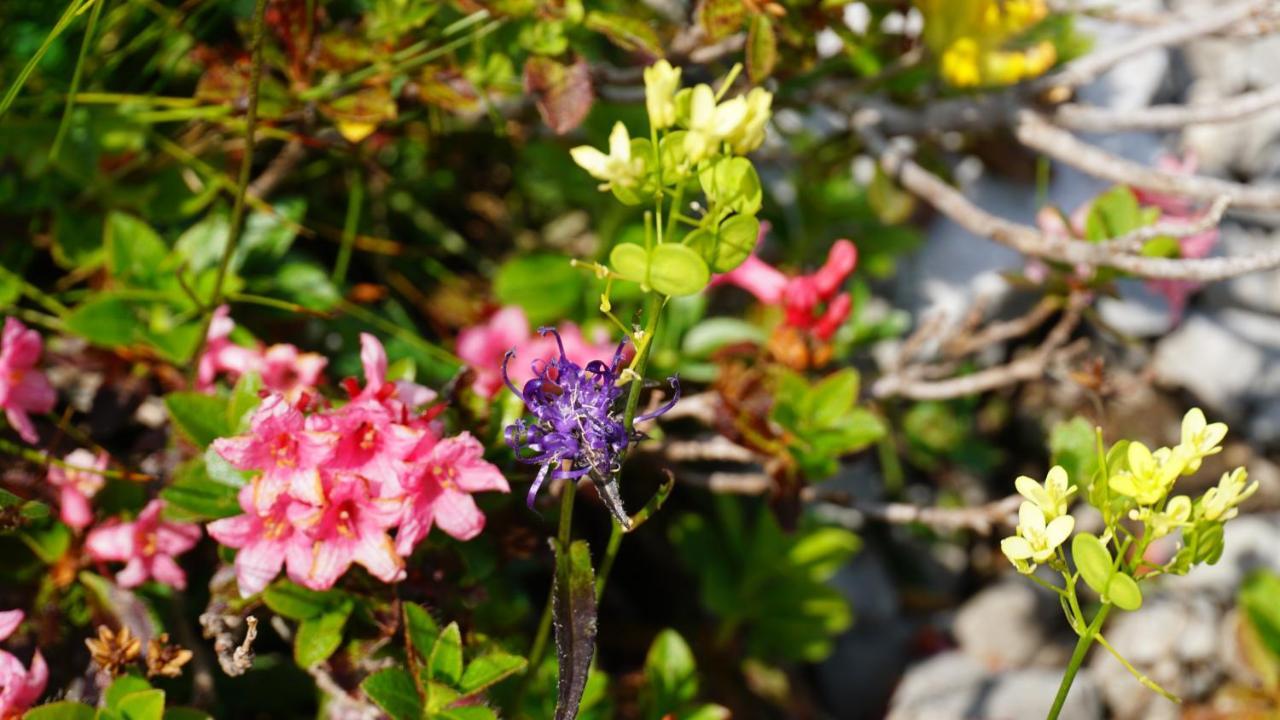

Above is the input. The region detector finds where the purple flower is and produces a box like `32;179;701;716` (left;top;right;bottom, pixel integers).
503;328;678;527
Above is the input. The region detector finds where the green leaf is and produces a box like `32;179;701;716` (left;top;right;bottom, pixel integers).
868;166;915;225
609;243;649;284
104;676;154;709
263;580;344;620
710;214;758;273
681;317;767;357
64;294;143;348
161;458;241;522
403;602;439;665
1049;417;1097;492
436;708;500;720
204;445;252;488
294;600;354;667
105;212;170;285
23;701;97;720
745;14;777;83
1084;186;1143;242
23;521;71;563
118;689;166;720
699;158;762;216
163;708;215;720
584;11;662;56
429;622;464;686
227;372;263;432
270;260;342;311
787;528;861;580
164;392;231;448
1106;572;1143;611
552;538;597;720
458;652;528;695
494;253;586;326
1240;571;1280;660
360;667;423;720
809;369;859;427
648;244;710;297
1072;533;1113;596
644;629;698;714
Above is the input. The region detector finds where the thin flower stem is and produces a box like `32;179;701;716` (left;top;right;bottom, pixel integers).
0;0;96;119
50;0;105;158
622;293;663;433
1027;573;1068;598
1093;631;1180;702
332;167;364;284
516;479;577;706
595;519;624;602
0;266;70;317
1047;603;1112;720
0;437;149;482
187;0;269;375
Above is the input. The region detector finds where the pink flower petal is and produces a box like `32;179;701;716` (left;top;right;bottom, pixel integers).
86;522;136;562
0;610;23;642
432;489;486;541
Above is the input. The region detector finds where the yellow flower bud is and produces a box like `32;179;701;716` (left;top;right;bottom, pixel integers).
644;60;682;130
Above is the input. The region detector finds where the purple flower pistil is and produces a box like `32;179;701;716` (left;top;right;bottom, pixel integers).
503;328;678;526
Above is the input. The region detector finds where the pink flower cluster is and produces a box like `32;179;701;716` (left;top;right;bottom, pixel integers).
86;499;202;590
0;317;56;444
197;305;327;397
714;227;859;341
208;333;509;597
0;609;46;718
457;306;623;399
48;449;108;531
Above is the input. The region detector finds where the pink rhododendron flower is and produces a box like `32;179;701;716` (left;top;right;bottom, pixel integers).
47;449;108;531
714;227;859;341
207;486;313;597
287;473;404;589
207;333;508;596
457;306;622;398
0;317;56;444
86;499;202;590
0;609;46;719
197;305;327;397
1136;154;1220;323
395;432;510;555
213;394;336;509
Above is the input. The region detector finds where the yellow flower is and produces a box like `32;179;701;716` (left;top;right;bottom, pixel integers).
1177;407;1227;474
1200;467;1257;521
570;122;644;190
683;84;748;163
1014;465;1075;521
644;60;682;130
1001;501;1074;573
1130;495;1191;539
1109;442;1185;506
940;38;981;88
726;87;772;156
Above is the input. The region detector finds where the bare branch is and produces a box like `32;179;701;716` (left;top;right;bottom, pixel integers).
1103;195;1231;253
854;114;1280;281
942;296;1063;357
247;139;306;200
1014;110;1280;210
1032;0;1268;94
1053;84;1280;132
813;494;1023;536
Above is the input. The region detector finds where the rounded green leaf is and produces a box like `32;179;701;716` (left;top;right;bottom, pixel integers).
711;214;759;272
1106;572;1143;611
609;243;649;284
648;243;710;297
1072;532;1113;596
699;157;763;215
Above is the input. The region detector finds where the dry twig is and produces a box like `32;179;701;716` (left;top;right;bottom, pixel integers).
1052;84;1280;132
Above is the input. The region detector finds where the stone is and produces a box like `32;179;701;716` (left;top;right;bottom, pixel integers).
1152;310;1268;418
1087;594;1223;720
1097;280;1177;338
1204;225;1280;315
888;650;1102;720
953;579;1060;670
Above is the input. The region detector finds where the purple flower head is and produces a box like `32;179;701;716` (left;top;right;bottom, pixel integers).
503;327;679;527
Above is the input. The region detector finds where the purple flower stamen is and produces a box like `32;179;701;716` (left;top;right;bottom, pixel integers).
503;329;679;525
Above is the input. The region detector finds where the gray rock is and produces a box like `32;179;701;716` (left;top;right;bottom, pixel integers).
1180;32;1280;181
1096;280;1176;338
1204;225;1280;315
953;579;1061;670
888;651;1102;720
1153;311;1267;417
1087;595;1222;720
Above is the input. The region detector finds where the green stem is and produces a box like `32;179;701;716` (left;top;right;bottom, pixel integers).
332;167;364;284
0;0;96;119
1093;631;1180;702
622;293;662;433
0;437;148;481
516;480;577;708
594;520;624;601
187;0;269;374
50;0;105;158
1047;603;1112;720
0;267;69;317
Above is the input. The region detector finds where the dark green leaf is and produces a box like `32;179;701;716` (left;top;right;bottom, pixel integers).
584;11;662;57
227;372;263;432
164;392;231;448
494;253;586;325
24;701;97;720
105;212;169;285
436;707;499;720
161;458;241;521
294;600;353;667
403;602;439;665
643;629;697;714
429;621;464;686
64;294;144;347
263;580;344;620
458;652;527;695
360;667;423;720
1241;571;1280;660
745;14;777;83
552;538;597;720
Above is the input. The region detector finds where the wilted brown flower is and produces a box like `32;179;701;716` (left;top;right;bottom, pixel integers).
146;633;193;678
85;624;141;677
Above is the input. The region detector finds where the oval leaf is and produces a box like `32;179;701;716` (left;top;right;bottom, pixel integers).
1072;532;1113;596
1106;572;1143;611
648;244;710;297
553;538;597;720
609;243;649;284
